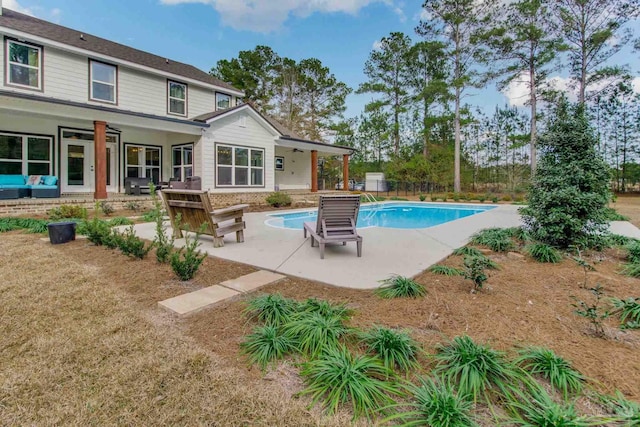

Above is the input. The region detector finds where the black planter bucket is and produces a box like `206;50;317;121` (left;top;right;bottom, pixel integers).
47;221;77;244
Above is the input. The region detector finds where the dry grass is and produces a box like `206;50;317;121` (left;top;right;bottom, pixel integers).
0;233;357;426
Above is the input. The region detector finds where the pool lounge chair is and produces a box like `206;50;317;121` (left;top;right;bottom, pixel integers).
303;195;363;259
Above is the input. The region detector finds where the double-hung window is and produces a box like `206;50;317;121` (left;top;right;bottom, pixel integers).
125;144;161;183
172;144;193;180
216;144;263;187
0;133;53;175
216;93;231;110
90;60;117;103
6;39;42;90
168;81;187;116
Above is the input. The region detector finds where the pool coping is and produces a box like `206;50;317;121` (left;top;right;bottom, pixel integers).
131;202;524;289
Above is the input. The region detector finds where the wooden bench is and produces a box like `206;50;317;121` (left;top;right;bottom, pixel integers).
160;189;248;248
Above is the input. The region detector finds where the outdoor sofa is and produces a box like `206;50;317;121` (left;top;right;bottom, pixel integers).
0;175;60;199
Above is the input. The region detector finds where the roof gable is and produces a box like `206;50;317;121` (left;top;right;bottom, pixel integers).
0;8;240;92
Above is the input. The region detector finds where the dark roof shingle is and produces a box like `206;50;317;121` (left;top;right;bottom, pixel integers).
0;8;240;92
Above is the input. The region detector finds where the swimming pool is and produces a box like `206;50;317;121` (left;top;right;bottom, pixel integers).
265;202;496;230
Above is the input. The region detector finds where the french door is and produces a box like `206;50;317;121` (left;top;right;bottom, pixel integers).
61;133;117;193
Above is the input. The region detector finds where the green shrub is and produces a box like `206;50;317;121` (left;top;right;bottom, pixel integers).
376;275;426;299
608;234;634;247
515;347;584;399
452;193;460;202
102;229;123;250
611;297;640;327
48;204;87;220
170;231;206;280
390;196;408;201
603;207;629;221
117;226;151;259
419;194;426;202
244;294;299;326
491;196;499;203
519;101;611;249
463;255;491;291
297;298;353;322
240;325;295;370
434;336;520;402
429;265;465;276
266;191;292;207
431;195;438;202
83;217;112;245
359;326;420;372
283;312;349;358
502;195;513;202
99;201;115;216
388;376;477;427
525;243;562;263
125;201;142;212
478;196;486;203
572;285;610;338
299;345;399;419
621;262;640;278
108;216;134;227
150;191;175;263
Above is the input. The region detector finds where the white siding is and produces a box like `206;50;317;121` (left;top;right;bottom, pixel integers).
202;112;277;193
0;34;235;120
274;146;312;190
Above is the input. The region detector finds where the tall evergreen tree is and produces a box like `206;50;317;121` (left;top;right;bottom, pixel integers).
520;100;611;248
553;0;640;104
357;32;413;156
417;0;497;193
484;0;564;175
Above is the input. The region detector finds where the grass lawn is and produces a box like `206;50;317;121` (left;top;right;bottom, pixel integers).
1;197;639;424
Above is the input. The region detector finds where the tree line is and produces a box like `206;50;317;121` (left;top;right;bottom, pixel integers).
211;0;640;193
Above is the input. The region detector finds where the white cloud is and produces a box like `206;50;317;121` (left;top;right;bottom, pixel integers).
160;0;401;32
3;0;35;15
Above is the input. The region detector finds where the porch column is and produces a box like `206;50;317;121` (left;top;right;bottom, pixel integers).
311;150;318;193
342;154;349;191
94;120;107;200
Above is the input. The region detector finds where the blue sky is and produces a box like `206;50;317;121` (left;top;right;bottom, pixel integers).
5;0;640;119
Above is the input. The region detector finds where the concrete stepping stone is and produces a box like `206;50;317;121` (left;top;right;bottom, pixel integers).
158;285;240;317
158;270;285;317
219;270;285;293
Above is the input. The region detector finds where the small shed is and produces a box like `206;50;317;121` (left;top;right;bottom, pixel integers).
365;172;388;192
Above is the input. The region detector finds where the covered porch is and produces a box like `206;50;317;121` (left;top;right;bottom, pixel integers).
0;91;207;199
274;136;353;193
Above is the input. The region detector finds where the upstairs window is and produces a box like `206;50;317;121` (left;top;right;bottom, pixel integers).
168;81;187;116
6;39;42;90
90;60;117;103
216;93;231;110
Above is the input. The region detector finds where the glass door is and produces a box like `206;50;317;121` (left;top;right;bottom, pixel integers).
62;140;93;193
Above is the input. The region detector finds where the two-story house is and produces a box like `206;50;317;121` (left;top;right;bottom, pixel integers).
0;6;353;200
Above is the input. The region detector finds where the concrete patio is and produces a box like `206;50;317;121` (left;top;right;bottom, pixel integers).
132;203;524;289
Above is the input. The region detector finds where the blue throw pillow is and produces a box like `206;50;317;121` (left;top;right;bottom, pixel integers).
43;176;58;186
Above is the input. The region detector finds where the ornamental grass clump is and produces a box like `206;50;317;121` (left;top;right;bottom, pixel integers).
525;243;563;263
626;241;640;263
387;376;477;427
376;275;426;299
452;246;484;257
297;298;353;322
611;297;640;328
515;347;584;399
470;228;515;252
299;345;400;419
240;325;296;370
599;391;640;426
434;335;521;402
429;265;464;276
504;387;603;427
359;326;420;373
244;293;299;327
283;311;349;358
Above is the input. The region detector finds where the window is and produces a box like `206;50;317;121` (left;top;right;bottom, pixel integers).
0;133;52;175
172;144;193;180
90;60;117;103
168;81;187;116
6;39;42;90
125;145;161;183
275;156;284;171
216;93;231;110
216;144;263;187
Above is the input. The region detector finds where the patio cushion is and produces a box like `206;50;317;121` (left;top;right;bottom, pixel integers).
27;175;43;185
27;184;58;190
0;184;29;189
0;175;27;185
42;175;58;186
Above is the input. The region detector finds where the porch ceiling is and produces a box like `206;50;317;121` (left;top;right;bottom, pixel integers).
275;137;353;156
0;91;207;135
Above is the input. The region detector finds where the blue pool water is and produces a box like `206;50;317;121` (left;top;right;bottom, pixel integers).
266;203;495;230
